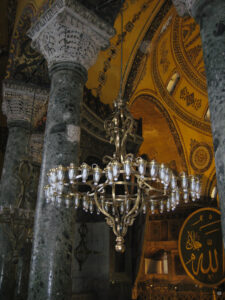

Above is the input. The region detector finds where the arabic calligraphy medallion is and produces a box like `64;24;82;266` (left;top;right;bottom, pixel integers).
179;207;225;287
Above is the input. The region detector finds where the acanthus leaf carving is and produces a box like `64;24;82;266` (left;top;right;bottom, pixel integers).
28;0;115;70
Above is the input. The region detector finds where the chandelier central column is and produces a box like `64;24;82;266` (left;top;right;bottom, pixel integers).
27;1;114;300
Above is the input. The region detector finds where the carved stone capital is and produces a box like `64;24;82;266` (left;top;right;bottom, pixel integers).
27;0;115;70
2;81;49;126
29;133;44;165
172;0;202;17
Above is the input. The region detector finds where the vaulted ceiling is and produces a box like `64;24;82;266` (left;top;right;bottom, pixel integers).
0;0;216;198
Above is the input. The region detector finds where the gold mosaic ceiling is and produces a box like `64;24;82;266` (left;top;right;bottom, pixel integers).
7;0;217;197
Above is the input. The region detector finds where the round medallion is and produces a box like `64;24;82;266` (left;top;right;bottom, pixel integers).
179;207;225;287
190;143;213;173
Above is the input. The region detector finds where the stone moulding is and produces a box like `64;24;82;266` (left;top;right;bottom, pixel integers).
27;0;115;70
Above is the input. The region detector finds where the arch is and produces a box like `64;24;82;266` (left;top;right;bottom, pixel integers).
130;94;187;172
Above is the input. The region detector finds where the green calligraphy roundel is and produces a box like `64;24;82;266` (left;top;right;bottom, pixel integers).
179;207;225;287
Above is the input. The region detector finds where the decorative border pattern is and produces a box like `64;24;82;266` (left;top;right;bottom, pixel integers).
124;0;172;101
152;28;211;132
94;0;154;97
172;16;207;92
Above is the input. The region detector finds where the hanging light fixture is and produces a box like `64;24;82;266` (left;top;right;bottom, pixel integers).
44;2;201;253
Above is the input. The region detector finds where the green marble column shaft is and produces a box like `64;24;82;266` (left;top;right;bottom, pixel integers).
0;81;47;300
173;0;225;247
192;0;225;247
26;1;114;299
0;122;30;300
28;63;87;300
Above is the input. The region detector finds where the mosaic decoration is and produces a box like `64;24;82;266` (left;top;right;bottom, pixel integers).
172;16;206;91
151;16;210;132
190;139;213;173
94;0;154;97
124;0;173;100
180;87;201;111
6;1;56;84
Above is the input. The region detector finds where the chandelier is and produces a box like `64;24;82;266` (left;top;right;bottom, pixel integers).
44;4;201;253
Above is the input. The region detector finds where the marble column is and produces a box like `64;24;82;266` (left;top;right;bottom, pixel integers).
172;0;225;246
0;81;48;299
27;1;114;299
13;133;44;300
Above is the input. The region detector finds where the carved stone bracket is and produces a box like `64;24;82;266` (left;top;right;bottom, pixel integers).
27;0;115;70
2;80;49;126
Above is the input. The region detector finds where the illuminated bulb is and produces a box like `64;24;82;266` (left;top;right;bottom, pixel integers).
97;208;101;215
124;158;131;180
164;168;171;188
171;192;176;208
44;186;50;201
56;195;62;206
175;189;180;206
68;163;76;183
171;174;177;190
120;203;124;214
89;201;94;214
83;196;88;211
125;200;130;213
159;201;164;214
191;192;196;202
190;176;196;193
81;163;89;183
166;199;171;212
136;157;146;178
57;182;64;195
190;176;197;201
142;203;147;214
150;202;155;214
183;191;189;203
104;203;108;212
49;186;54;198
57;165;65;182
93;165;101;185
112;206;115;215
48;168;57;185
180;172;188;192
74;194;79;209
195;177;201;199
149;160;158;180
159;164;166;182
65;196;70;208
170;195;176;211
105;165;113;184
112;161;120;181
